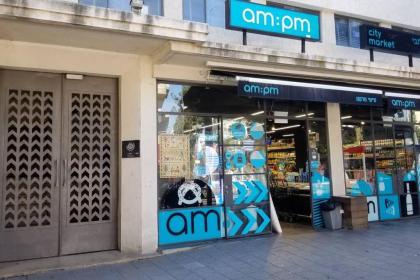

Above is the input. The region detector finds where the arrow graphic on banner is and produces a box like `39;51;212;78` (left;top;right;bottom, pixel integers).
254;180;268;203
228;209;243;237
233;181;247;205
244;181;259;204
255;208;270;233
241;208;257;235
233;180;269;205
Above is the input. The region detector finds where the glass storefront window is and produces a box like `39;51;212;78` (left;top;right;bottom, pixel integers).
341;104;371;121
393;109;412;123
342;122;376;196
268;100;306;120
158;115;223;209
307;102;326;119
157;82;273;246
158;83;262;114
413;111;420;123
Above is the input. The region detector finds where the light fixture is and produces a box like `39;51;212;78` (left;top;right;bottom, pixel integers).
201;123;221;129
276;124;300;131
251;111;265;116
295;112;314;118
341;115;352;120
267;131;275;134
184;128;194;133
233;116;244;121
283;134;294;137
361;121;365;125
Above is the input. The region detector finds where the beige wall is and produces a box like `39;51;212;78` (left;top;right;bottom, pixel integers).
0;39;159;255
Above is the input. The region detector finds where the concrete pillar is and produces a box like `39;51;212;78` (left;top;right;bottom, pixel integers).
326;103;346;196
119;58;143;255
163;0;183;20
320;10;336;44
139;56;158;255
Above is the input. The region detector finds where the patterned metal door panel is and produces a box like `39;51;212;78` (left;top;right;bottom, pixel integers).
60;76;118;255
0;70;61;262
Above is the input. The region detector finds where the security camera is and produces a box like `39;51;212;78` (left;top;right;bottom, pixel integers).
130;0;144;14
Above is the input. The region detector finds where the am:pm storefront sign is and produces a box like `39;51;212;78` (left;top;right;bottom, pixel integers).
227;0;320;40
237;79;383;107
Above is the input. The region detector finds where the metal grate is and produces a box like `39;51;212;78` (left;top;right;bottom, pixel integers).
4;89;53;229
68;93;112;224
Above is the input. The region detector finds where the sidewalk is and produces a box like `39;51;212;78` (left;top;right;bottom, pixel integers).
5;219;420;280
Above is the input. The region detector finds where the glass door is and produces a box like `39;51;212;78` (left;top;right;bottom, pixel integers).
222;116;271;238
394;125;418;217
308;120;331;228
374;123;401;220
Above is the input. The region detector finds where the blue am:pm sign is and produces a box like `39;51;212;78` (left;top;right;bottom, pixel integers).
227;0;320;41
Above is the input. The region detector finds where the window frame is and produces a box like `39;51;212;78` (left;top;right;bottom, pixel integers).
334;14;377;48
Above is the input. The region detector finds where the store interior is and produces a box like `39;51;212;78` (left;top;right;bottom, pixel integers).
266;119;312;224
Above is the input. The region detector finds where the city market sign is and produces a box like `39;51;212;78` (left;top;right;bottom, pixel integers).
360;25;420;56
227;0;320;41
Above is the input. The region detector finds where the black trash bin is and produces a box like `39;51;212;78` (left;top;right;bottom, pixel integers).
320;200;342;230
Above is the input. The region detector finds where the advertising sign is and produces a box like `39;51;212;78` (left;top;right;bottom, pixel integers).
360;25;420;56
227;0;320;40
367;196;379;222
159;206;224;245
238;81;383;107
379;195;400;220
159;134;190;178
386;93;420;110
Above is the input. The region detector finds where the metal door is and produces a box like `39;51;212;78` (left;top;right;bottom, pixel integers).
60;76;118;255
0;70;62;261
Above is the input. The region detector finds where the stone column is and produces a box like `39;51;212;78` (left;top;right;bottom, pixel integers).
326;103;346;196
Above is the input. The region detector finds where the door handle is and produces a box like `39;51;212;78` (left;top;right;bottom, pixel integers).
53;160;58;188
62;159;67;188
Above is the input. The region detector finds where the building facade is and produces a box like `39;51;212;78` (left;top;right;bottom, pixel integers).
0;0;420;265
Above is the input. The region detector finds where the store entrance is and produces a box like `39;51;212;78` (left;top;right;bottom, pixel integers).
266;102;331;230
268;120;311;225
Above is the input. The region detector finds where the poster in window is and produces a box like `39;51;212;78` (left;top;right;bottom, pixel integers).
159;134;190;178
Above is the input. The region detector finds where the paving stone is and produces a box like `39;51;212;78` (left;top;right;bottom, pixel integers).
7;219;420;280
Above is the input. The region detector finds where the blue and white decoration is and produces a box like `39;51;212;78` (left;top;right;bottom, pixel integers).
350;180;374;196
250;150;266;169
227;207;271;237
249;122;265;140
233;149;246;169
311;172;331;200
232;180;269;205
230;122;247;140
377;172;393;195
379;195;400;220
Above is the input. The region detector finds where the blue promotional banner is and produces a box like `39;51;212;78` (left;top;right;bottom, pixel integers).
377;172;393;195
227;0;320;40
379;195;400;220
159;206;224;245
311;172;331;200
